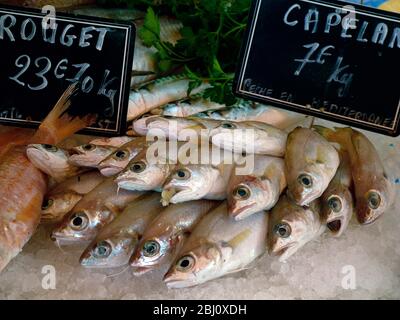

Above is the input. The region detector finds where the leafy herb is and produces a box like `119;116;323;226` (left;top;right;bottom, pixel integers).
97;0;251;105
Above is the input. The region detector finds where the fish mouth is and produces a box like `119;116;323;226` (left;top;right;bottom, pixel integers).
327;219;342;234
229;203;256;221
132;266;153;276
26;147;50;162
269;244;292;257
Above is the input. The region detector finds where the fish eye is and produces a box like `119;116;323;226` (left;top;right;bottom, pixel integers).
298;174;313;188
367;191;381;209
175;169;190;180
220;122;236;129
113;149;129;161
82;144;96;151
130;161;146;173
42;144;58;152
328;196;342;213
176;255;195;272
93;241;112;258
274;223;291;238
41;198;54;210
142;240;160;257
70;212;89;231
233;185;250;200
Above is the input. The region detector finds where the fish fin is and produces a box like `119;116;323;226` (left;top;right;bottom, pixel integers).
227;228;252;249
30;83;97;145
312;125;337;141
313;125;352;147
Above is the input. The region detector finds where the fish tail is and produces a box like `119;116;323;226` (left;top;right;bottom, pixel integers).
30;83;96;145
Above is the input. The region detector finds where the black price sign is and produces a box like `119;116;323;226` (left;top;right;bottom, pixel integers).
0;4;135;136
234;0;400;136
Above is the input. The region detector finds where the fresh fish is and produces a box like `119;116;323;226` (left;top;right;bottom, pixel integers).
194;101;305;129
26;144;87;182
320;150;354;237
0;84;94;272
152;98;225;117
97;137;148;177
80;193;163;268
227;155;286;220
68;137;133;168
162;162;235;205
115;142;177;192
314;126;395;225
163;202;268;288
127;76;211;121
41;171;105;223
268;194;325;262
51;178;144;244
140;116;287;156
130;200;219;272
285;127;339;206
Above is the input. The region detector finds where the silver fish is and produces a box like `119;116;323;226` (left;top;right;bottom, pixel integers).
80;193;163;268
285;127;340;206
163;202;268;288
268;194;325;262
51;178;144;244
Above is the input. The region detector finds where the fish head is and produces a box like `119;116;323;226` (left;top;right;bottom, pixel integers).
130;235;172;269
163;242;221;288
98;147;132;176
80;233;138;268
321;185;353;236
209;121;249;152
132;114;158;136
41;192;83;223
356;177;394;225
161;165;216;205
268;196;319;261
26;144;70;175
69;144;115;168
51;206;113;243
228;176;275;220
287;164;326;206
115;157;172;191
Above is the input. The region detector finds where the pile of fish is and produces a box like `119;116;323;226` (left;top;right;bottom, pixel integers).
14;104;394;288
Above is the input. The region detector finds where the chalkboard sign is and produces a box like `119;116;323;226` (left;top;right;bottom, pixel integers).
0;4;135;136
234;0;400;136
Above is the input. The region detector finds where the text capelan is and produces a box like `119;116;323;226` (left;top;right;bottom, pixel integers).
283;2;400;98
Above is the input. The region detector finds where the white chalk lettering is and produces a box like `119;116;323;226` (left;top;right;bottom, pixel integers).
283;4;301;27
0;14;16;41
21;18;36;41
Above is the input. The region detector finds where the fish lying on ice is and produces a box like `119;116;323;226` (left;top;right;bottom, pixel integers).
314;126;395;225
80;193;163;268
26;144;87;182
51;178;144;244
137;116;287;156
163;202;268;288
41;171;106;224
320;150;354;237
68;136;134;168
268;194;325;262
227;155;286;221
130;200;219;273
97;137;148;177
285;127;339;206
127;76;211;121
0;84;94;272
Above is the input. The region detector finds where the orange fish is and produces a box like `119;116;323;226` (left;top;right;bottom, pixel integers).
0;84;95;272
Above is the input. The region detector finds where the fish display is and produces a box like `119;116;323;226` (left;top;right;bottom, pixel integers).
268;194;325;262
164;202;268;288
0;84;94;272
130;200;219;272
97;137;148;177
80;193;163;268
227;155;286;220
127;76;211;121
320;150;354;236
314;126;395;225
41;171;106;223
152;98;225;117
26;144;87;182
285;127;340;206
51;178;144;244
